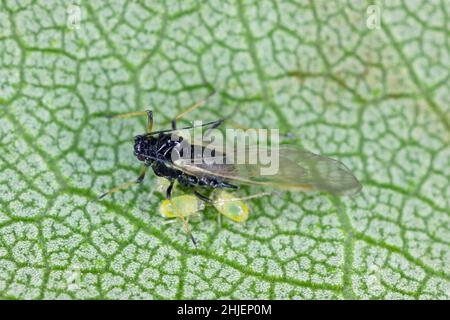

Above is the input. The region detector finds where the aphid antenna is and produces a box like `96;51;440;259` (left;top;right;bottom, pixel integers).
144;119;224;137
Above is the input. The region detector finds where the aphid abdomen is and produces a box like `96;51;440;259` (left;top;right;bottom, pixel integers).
212;190;249;222
177;173;204;187
177;173;237;190
159;195;204;219
151;162;178;179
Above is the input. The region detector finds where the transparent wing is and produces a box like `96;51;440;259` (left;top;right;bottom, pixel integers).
173;145;362;196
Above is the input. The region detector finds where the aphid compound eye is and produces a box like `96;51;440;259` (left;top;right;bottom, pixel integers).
134;136;141;148
133;135;148;161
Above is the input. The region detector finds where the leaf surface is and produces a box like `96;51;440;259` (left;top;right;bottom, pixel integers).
0;0;449;299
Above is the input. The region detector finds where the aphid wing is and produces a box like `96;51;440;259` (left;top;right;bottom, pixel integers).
271;147;362;195
174;145;362;196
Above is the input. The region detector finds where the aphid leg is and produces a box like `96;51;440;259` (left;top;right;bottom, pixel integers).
189;233;198;247
185;215;198;248
98;165;147;200
222;182;239;190
169;197;198;248
146;110;153;134
226;191;276;202
165;180;175;199
193;190;213;204
172;90;217;129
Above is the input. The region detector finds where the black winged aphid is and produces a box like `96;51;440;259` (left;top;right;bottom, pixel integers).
98;91;362;245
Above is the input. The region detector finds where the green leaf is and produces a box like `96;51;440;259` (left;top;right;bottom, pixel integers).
0;0;449;299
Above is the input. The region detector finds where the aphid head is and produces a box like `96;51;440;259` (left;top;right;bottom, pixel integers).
133;135;150;162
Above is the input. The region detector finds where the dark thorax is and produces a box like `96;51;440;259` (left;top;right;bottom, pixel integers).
133;133;237;190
